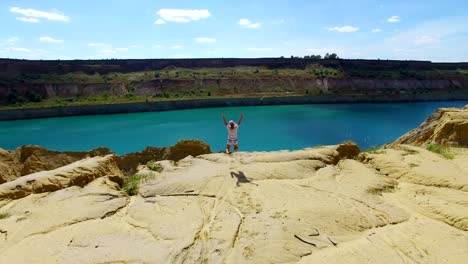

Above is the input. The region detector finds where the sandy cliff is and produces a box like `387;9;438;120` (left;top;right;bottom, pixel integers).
0;108;467;263
393;104;468;147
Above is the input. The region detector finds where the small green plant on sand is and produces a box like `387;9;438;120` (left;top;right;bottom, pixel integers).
426;143;454;159
122;173;153;196
0;212;10;219
147;160;163;172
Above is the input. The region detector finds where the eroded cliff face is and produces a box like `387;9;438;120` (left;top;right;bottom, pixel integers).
2;78;468;102
392;104;468;147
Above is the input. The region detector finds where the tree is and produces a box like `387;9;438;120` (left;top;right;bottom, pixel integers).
305;55;322;59
324;53;339;60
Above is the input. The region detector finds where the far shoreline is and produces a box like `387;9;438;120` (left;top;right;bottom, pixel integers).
1;92;468;121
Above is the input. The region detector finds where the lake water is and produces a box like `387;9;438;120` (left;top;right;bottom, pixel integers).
0;101;466;154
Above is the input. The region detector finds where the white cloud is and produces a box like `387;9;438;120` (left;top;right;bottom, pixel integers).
413;35;440;45
99;49;116;54
168;54;192;58
154;18;166;25
153;44;164;48
88;43;107;47
16;17;39;23
372;28;382;33
156;9;210;23
328;25;359;33
7;37;19;42
130;45;143;48
306;48;340;54
195;37;216;43
383;16;468;61
387;16;400;23
6;47;30;52
39;36;64;43
170;45;183;50
386;17;468;47
247;47;272;52
115;48;129;51
238;19;261;29
10;7;69;22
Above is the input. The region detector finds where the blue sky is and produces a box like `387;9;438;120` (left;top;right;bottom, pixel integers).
0;0;467;61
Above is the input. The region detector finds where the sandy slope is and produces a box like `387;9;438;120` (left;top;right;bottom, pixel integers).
0;142;467;263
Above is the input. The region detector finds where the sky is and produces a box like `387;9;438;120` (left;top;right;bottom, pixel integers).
0;0;467;61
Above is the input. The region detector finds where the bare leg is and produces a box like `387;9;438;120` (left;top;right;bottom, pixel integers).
226;144;231;154
234;144;239;152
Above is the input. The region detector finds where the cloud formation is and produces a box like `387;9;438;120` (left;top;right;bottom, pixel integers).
154;18;166;25
16;17;39;23
39;36;64;43
413;35;440;45
88;43;107;47
328;25;359;32
7;37;19;43
195;37;216;43
238;19;261;29
156;9;210;23
387;16;400;23
306;48;340;54
6;47;30;52
10;7;69;22
372;28;382;33
247;47;272;52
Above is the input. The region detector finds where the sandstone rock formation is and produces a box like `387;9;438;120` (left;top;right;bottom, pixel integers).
0;145;112;184
1;141;467;263
0;154;122;200
0;140;211;184
392;104;468;146
116;139;212;175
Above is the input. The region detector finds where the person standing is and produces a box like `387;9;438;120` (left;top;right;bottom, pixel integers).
222;113;244;154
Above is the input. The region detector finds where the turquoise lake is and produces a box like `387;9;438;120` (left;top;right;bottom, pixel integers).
0;101;466;154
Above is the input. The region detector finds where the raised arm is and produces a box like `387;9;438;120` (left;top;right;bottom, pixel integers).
222;113;228;125
238;113;244;126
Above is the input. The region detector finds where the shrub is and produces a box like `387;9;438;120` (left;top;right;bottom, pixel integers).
125;92;135;98
25;91;42;102
426;144;454;159
6;92;27;104
0;212;10;219
121;173;154;196
147;160;163;172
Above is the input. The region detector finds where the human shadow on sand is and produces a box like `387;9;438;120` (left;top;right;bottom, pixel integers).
230;171;258;186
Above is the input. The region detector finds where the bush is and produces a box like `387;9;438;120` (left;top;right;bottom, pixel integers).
6;92;27;104
0;212;10;219
25;91;43;102
426;144;454;159
147;160;163;172
121;173;154;196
